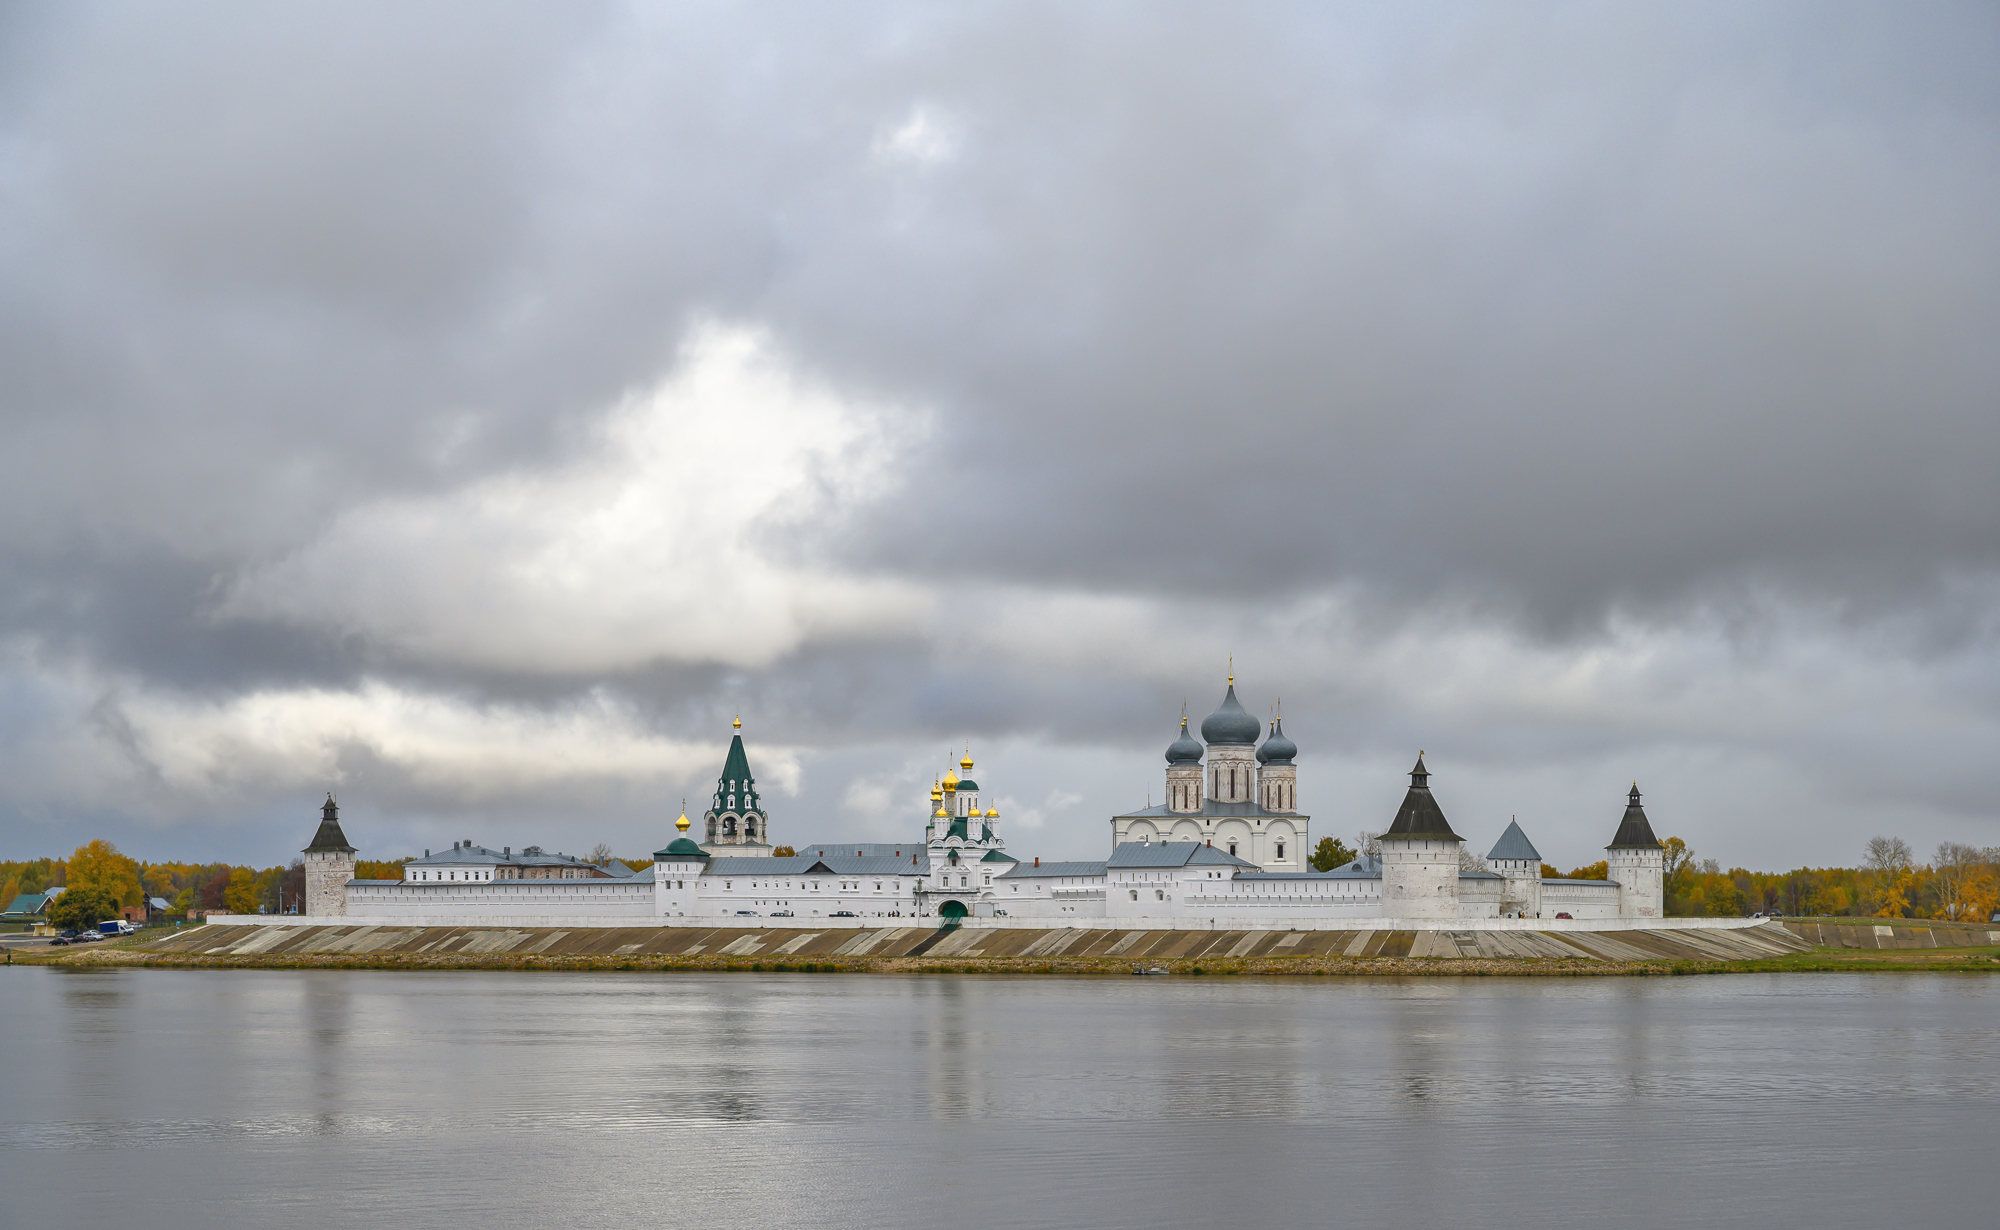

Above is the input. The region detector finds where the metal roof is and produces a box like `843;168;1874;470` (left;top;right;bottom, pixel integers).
402;843;637;877
304;795;356;854
1106;841;1259;869
1322;854;1383;878
997;861;1107;878
1486;819;1543;862
705;854;929;877
1382;754;1463;840
1607;785;1661;848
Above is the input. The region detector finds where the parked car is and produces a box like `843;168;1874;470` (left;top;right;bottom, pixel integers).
994;909;1008;917
770;910;793;917
1554;912;1573;919
49;934;71;946
734;910;759;917
829;911;857;918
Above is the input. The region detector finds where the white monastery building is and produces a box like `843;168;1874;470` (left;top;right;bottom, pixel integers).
306;678;1666;928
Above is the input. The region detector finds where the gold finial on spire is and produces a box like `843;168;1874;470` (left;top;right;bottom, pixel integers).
1228;654;1234;685
732;714;742;730
676;798;690;832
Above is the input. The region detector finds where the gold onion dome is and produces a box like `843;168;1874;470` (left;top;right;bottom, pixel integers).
941;769;959;790
960;750;974;771
984;808;997;818
675;799;691;832
930;781;943;800
934;805;949;818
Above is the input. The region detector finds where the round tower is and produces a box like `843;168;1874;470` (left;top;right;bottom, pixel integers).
302;793;357;917
1200;676;1260;805
1377;754;1463;920
1607;783;1665;918
1164;715;1204;813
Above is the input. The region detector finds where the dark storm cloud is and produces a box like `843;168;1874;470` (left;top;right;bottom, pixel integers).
2;1;1997;864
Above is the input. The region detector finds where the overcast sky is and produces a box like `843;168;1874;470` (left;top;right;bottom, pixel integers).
2;1;1997;872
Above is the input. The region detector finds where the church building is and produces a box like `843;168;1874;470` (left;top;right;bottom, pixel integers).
1109;677;1308;870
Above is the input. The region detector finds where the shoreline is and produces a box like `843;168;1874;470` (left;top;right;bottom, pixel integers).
10;917;1996;976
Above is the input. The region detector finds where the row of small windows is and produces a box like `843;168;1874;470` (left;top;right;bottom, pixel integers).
408;867;600;882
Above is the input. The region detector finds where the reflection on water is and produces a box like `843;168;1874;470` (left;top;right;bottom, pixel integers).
1;968;1995;1229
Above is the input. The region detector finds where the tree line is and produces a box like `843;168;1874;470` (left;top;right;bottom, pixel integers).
2;840;310;929
1;843;660;929
1303;832;2000;920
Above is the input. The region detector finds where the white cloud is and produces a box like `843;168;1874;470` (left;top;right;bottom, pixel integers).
218;322;929;673
0;641;796;823
872;103;958;167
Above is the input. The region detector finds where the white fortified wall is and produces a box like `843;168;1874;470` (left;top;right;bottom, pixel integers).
1379;838;1460;919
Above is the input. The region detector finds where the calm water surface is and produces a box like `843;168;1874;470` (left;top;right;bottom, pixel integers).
1;967;1993;1228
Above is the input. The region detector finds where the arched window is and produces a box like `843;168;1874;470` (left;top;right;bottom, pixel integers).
1129;889;1138;901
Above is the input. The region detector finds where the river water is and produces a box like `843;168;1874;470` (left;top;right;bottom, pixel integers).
0;967;1992;1228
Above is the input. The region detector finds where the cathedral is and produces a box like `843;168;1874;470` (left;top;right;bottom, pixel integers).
1110;676;1308;871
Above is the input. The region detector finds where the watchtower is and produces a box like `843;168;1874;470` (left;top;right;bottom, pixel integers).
303;793;357;917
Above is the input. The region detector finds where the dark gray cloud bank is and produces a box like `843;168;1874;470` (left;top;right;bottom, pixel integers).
1;1;1996;870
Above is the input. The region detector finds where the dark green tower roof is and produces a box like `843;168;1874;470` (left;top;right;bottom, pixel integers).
1607;783;1661;849
1382;754;1462;840
303;793;356;854
707;731;763;818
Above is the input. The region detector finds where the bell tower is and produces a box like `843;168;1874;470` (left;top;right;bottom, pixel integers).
701;717;772;855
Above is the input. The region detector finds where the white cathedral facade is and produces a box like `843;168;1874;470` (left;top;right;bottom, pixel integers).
309;678;1666;927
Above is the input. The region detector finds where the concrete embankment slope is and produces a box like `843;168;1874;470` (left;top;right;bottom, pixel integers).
1776;919;2000;950
107;919;1819;967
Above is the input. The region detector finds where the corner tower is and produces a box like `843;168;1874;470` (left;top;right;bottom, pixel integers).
1378;754;1462;919
701;718;773;856
1607;784;1664;918
302;793;356;917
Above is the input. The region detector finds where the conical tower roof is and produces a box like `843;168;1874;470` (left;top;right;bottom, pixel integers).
1607;783;1660;849
708;730;762;816
303;793;355;854
1382;753;1462;840
1486;817;1541;862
